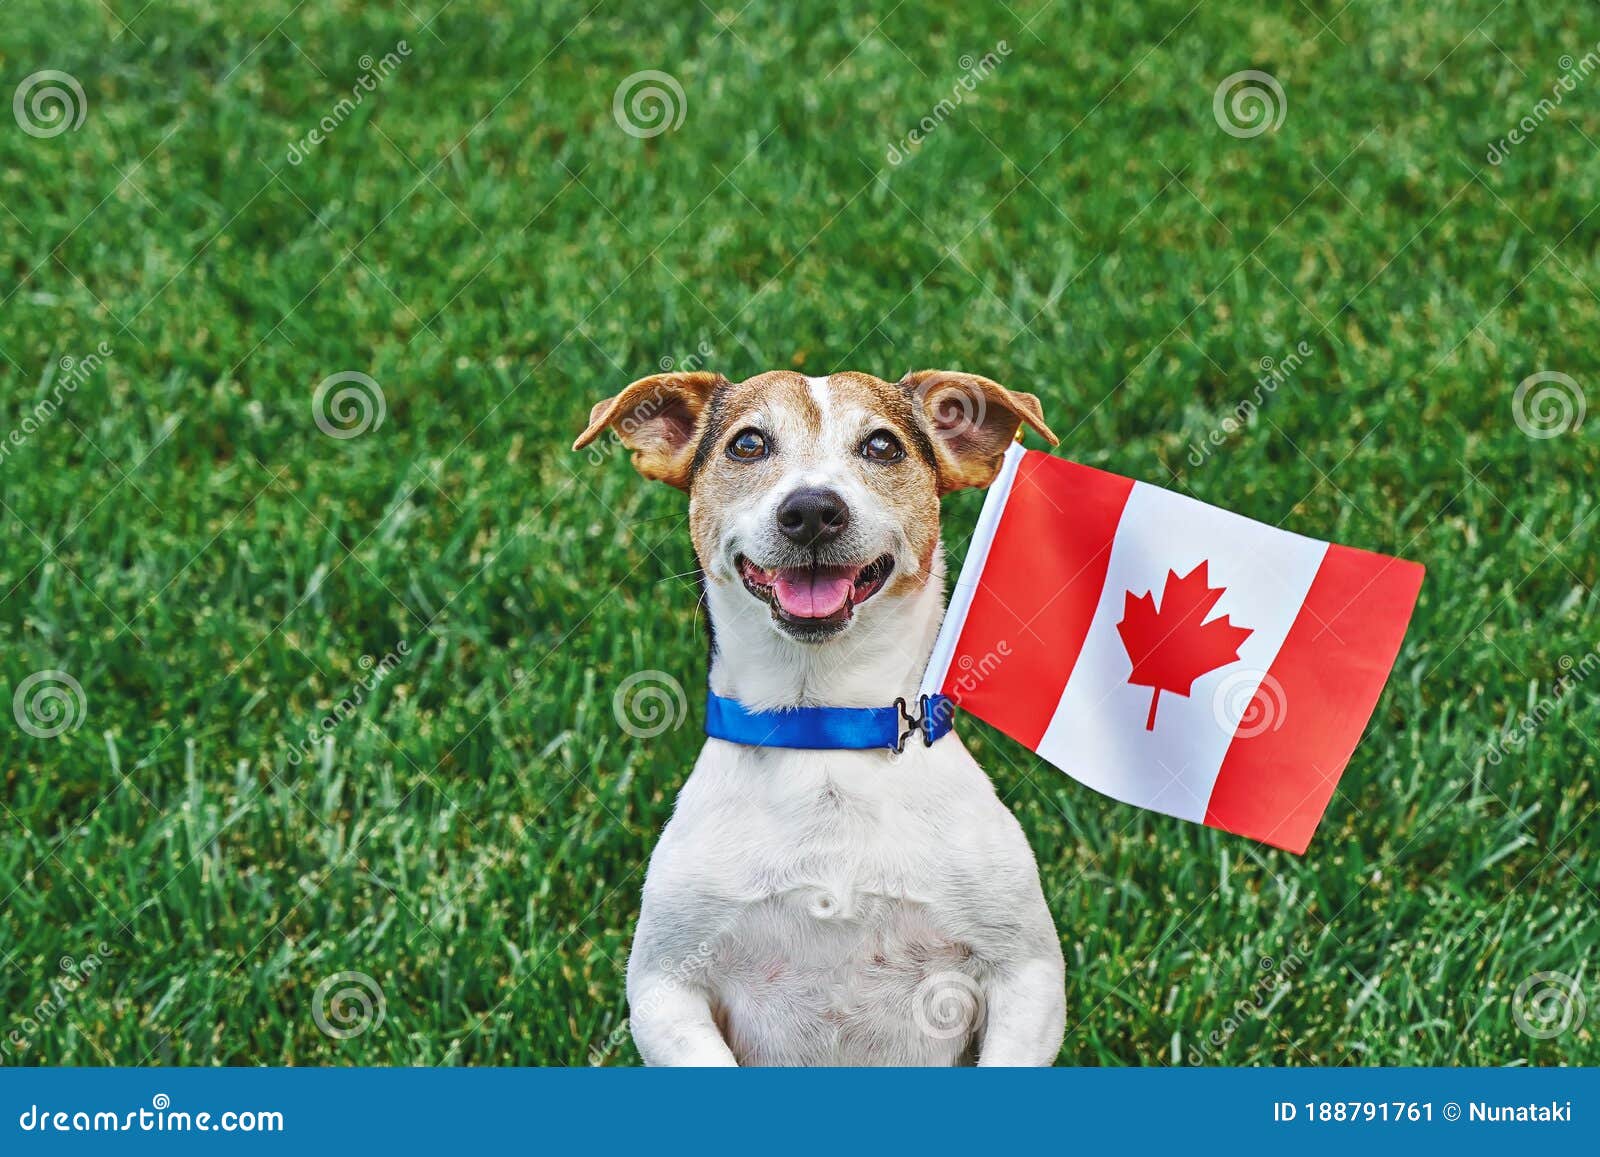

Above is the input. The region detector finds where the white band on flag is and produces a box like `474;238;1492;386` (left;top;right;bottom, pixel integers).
919;440;1024;701
1032;481;1328;823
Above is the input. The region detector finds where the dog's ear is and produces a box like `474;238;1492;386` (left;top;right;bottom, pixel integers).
573;371;726;490
901;370;1058;492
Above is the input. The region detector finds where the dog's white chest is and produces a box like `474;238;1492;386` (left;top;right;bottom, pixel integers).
715;900;983;1066
626;734;1065;1066
654;746;1000;1065
711;864;984;1066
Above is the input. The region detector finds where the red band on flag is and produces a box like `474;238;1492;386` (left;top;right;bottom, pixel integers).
1202;545;1426;853
943;453;1133;749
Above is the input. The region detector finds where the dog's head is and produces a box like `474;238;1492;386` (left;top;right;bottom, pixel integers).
575;370;1056;643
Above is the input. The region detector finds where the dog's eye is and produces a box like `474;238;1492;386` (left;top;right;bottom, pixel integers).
859;430;905;463
727;428;770;461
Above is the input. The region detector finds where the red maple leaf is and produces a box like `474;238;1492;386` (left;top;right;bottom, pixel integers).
1117;561;1253;730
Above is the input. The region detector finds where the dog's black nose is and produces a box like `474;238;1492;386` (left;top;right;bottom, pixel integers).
776;487;850;547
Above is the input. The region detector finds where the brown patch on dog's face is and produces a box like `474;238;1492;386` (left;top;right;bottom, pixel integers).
576;368;1054;642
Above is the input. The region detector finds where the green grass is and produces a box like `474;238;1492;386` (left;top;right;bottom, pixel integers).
1;0;1596;1066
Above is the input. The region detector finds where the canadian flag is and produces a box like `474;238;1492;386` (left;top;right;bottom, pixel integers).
920;444;1424;854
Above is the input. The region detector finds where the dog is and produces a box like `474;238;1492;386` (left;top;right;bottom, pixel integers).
575;369;1066;1066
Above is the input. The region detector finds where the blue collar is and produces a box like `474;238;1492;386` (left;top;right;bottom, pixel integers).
704;692;956;753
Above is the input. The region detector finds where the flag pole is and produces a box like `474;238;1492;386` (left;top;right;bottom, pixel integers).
918;440;1027;702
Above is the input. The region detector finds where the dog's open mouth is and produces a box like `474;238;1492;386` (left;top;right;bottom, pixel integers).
737;554;895;634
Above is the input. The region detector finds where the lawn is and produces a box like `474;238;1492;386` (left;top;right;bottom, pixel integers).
0;0;1595;1066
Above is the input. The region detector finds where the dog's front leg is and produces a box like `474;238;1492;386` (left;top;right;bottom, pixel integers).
626;902;737;1065
627;972;738;1066
977;955;1066;1066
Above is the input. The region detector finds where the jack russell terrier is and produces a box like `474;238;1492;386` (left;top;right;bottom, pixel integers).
575;369;1066;1065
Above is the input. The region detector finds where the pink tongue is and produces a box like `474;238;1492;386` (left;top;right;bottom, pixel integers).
772;567;857;618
